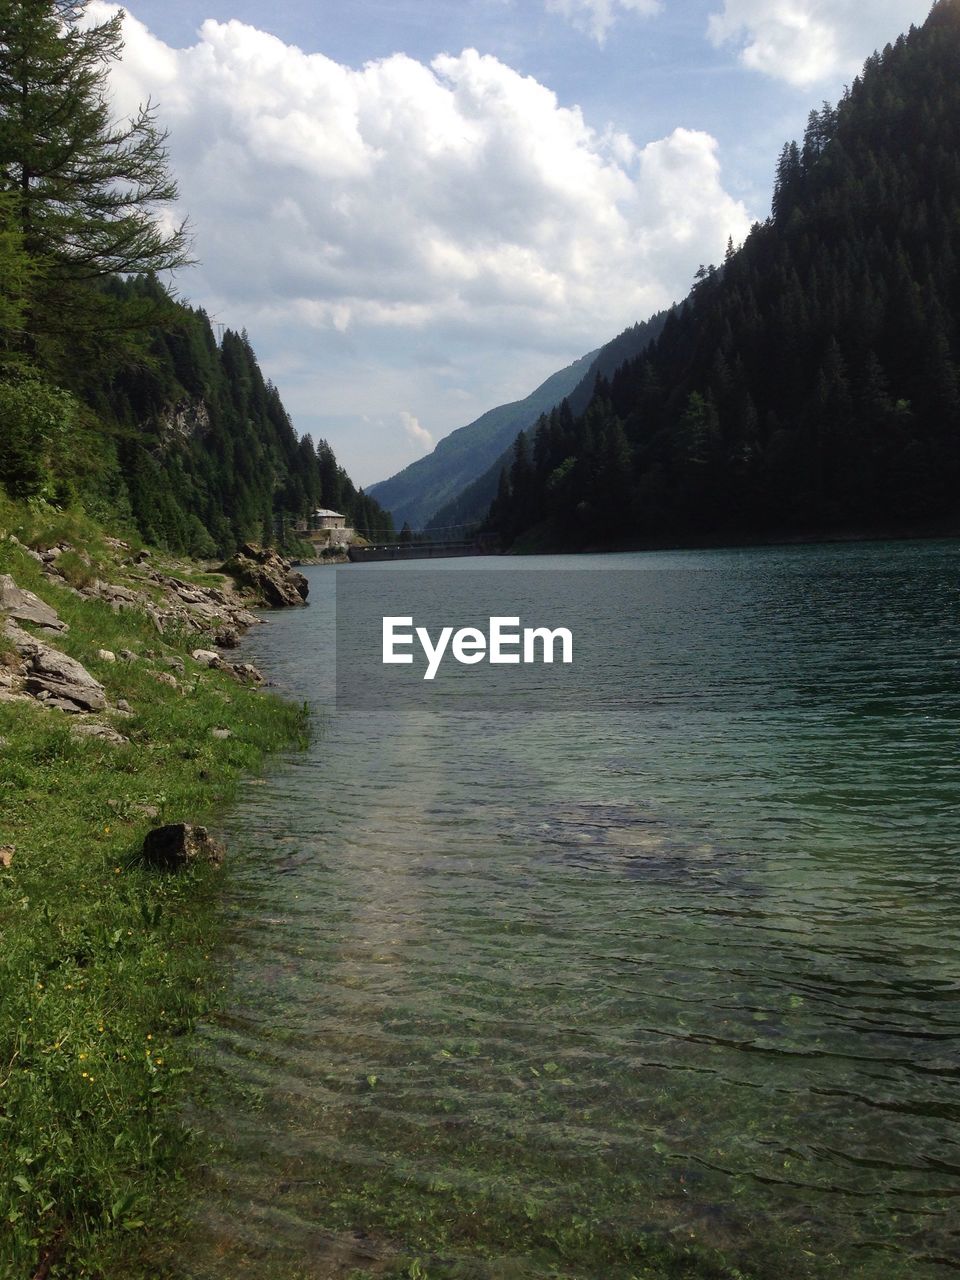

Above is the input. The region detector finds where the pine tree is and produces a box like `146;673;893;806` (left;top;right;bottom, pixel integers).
0;190;29;353
0;0;189;358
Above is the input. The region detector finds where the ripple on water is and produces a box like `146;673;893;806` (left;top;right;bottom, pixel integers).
182;544;960;1279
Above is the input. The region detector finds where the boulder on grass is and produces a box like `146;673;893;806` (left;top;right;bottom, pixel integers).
18;640;106;713
0;574;68;632
142;823;225;871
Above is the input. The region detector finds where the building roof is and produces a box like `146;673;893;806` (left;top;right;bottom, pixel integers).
311;508;345;518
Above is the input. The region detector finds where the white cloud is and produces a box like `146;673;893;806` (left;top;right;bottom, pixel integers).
88;4;751;484
400;411;434;453
707;0;932;88
545;0;661;45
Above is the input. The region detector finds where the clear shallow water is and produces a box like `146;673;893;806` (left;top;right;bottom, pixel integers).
184;544;960;1279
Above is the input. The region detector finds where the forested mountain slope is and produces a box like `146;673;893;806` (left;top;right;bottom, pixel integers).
367;350;599;531
422;311;670;534
488;0;960;549
86;279;393;555
0;2;390;557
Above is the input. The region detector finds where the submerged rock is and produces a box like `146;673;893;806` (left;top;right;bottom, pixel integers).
142;823;225;871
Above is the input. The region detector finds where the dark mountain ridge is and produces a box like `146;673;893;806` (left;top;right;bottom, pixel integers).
367;350;599;531
422;310;670;534
486;0;960;550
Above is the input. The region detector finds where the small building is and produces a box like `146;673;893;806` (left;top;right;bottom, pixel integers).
302;507;355;549
309;508;347;531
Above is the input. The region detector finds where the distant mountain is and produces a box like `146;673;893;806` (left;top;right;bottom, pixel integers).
367;352;599;530
488;0;960;550
424;310;669;533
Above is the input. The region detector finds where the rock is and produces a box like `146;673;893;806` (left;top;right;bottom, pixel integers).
227;662;263;685
0;647;24;674
161;656;185;674
0;845;13;869
97;649;116;663
191;649;221;668
17;639;106;713
214;627;241;649
0;574;68;632
8;536;43;563
153;672;179;689
71;723;129;745
221;544;309;609
119;649;137;663
230;607;262;630
141;823;225;871
95;582;140;605
107;798;157;817
211;727;232;740
116;699;132;714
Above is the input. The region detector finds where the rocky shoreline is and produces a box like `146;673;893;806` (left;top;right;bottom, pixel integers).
0;509;312;1276
1;537;309;730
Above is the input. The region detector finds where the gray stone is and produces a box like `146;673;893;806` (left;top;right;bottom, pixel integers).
221;544;309;609
17;639;106;713
211;727;232;740
227;662;263;685
71;723;129;746
97;649;116;663
191;649;221;668
162;656;185;674
9;536;43;563
141;823;225;871
0;574;68;632
215;627;241;649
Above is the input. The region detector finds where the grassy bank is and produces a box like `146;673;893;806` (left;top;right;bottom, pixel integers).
0;500;307;1279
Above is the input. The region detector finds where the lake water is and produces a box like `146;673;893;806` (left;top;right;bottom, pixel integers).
183;543;960;1279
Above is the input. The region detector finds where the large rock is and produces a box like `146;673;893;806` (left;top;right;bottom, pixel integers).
7;628;106;713
222;544;309;609
23;656;107;712
0;574;68;632
141;823;225;871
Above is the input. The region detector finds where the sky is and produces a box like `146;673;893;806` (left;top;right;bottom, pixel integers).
89;0;934;489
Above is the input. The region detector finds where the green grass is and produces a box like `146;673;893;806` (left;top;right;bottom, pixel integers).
0;505;307;1278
